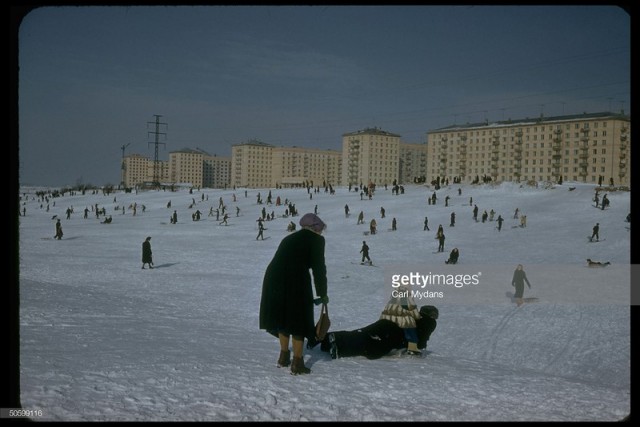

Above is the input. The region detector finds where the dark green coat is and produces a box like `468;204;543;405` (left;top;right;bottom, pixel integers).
259;228;327;339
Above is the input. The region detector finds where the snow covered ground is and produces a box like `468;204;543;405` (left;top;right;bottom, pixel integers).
16;181;631;421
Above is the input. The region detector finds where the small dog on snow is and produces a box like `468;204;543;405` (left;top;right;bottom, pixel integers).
587;258;610;267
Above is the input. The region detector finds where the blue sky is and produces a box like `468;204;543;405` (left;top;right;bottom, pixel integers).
16;5;631;188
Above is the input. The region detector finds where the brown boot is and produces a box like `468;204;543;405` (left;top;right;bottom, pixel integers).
277;350;291;368
290;356;311;375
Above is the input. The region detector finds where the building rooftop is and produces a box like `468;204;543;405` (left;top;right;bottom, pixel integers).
430;111;630;132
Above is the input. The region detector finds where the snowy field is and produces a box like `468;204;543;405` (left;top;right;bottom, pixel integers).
16;181;631;421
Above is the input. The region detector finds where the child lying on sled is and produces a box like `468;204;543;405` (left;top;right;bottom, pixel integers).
312;305;439;360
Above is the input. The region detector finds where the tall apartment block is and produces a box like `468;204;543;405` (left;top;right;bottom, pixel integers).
426;112;630;187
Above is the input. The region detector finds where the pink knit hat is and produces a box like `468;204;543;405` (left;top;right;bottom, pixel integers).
299;213;326;233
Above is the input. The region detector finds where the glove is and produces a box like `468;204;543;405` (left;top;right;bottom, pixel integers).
321;295;329;305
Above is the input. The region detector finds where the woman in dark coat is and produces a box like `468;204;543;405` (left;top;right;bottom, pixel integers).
141;236;153;269
259;213;329;375
511;264;531;305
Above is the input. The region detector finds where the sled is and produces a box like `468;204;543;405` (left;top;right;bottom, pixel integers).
513;297;539;305
352;261;378;268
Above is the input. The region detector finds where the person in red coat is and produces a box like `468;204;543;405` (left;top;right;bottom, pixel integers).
259;213;329;375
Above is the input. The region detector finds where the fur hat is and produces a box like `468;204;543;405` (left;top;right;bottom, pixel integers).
299;213;326;233
420;305;439;320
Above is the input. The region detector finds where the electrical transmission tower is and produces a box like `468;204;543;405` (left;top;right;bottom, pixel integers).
147;115;167;187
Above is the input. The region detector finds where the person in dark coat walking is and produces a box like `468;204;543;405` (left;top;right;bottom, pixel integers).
497;215;504;231
450;211;456;227
437;231;446;252
259;213;329;375
511;264;531;306
54;219;63;240
141;236;153;269
423;216;430;231
256;218;265;240
360;241;371;264
591;223;600;241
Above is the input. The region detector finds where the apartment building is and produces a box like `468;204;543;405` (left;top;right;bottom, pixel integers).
231;139;274;188
272;146;342;188
231;140;342;188
169;148;204;187
122;149;230;189
399;142;429;184
342;127;402;187
203;154;231;189
122;154;169;188
426;112;631;186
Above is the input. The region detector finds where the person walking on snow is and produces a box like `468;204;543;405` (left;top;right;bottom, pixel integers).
141;236;153;269
437;228;446;253
369;218;377;235
360;241;372;264
591;223;600;241
256;218;266;240
511;264;532;306
54;218;63;240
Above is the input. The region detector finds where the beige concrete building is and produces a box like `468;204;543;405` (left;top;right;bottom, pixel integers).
231;140;342;188
399;142;428;184
231;140;274;188
272;146;342;188
426;112;630;187
203;153;231;189
167;148;231;188
342;127;402;187
122;149;230;189
169;148;204;187
122;154;169;188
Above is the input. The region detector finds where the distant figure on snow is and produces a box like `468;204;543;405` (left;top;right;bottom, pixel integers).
257;218;266;240
369;218;377;235
587;258;610;267
591;223;600;241
511;264;532;306
142;236;153;269
360;241;371;264
54;218;63;240
445;248;459;264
